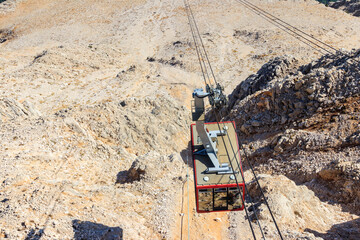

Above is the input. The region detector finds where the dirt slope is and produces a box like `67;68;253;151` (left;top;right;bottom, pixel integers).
1;0;360;239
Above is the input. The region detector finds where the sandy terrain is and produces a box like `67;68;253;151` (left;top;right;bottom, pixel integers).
0;0;360;239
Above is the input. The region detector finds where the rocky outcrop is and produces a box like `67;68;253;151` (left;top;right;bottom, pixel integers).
225;49;360;137
0;28;14;44
0;0;17;15
223;49;360;216
227;56;300;109
116;159;147;183
330;0;360;17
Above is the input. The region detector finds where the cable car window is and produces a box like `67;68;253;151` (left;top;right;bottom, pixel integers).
198;189;213;211
214;188;227;210
228;187;243;210
198;186;244;212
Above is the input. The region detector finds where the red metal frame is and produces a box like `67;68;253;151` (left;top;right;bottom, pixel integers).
190;121;245;213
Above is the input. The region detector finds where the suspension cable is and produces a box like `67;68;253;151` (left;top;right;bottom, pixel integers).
235;0;351;58
214;111;269;239
213;95;284;239
186;1;218;85
183;0;290;239
184;0;209;86
236;0;334;55
214;113;267;240
186;6;215;87
236;129;285;240
216;109;284;240
236;1;329;55
183;1;267;239
213;114;259;240
239;0;340;53
187;151;190;240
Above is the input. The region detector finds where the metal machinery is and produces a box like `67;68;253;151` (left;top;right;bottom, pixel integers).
191;84;245;213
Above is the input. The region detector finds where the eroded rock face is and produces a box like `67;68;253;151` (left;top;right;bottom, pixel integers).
0;0;19;15
227;56;300;109
225;49;360;137
222;49;360;216
314;159;360;212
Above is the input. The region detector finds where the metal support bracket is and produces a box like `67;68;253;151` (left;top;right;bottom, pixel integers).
192;88;233;174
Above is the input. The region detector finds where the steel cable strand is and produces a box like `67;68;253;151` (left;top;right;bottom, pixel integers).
187;12;215;88
221;105;284;240
186;152;190;240
225;112;284;240
185;0;215;86
239;0;359;65
240;0;342;55
186;0;218;85
183;0;209;86
237;137;284;240
213;112;259;240
236;0;335;55
180;179;186;240
236;0;335;54
180;151;191;240
235;0;328;55
214;110;267;239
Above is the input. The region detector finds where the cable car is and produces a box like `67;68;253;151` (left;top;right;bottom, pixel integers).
191;87;245;213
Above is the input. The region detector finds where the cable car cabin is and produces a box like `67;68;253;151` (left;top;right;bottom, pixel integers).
190;88;245;213
190;121;245;213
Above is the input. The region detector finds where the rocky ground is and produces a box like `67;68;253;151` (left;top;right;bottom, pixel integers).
222;49;360;239
329;0;360;17
0;0;360;239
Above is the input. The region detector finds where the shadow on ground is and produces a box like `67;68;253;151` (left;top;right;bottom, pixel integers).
72;220;123;240
330;0;360;17
305;218;360;240
25;228;44;240
180;141;193;168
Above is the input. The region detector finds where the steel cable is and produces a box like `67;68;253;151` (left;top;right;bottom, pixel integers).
184;0;216;87
236;1;329;55
234;0;354;59
213;115;258;240
183;0;285;239
183;1;260;239
186;1;218;85
214;111;267;239
239;0;341;54
236;0;360;66
184;0;209;86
